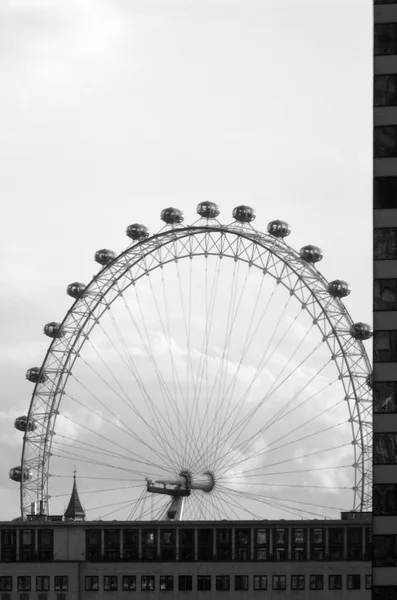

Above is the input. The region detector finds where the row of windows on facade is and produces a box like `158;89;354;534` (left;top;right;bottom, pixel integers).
0;574;371;593
0;526;371;563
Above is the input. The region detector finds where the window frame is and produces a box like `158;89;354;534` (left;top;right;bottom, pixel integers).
291;575;305;590
85;576;99;592
0;577;13;592
197;575;211;591
54;576;69;592
253;575;267;591
272;575;286;591
17;577;31;592
215;575;230;591
347;574;361;590
178;575;192;592
234;575;249;591
141;576;155;592
159;575;173;591
310;574;324;590
36;576;50;592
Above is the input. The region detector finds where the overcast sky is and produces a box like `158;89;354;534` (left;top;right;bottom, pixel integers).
0;0;372;521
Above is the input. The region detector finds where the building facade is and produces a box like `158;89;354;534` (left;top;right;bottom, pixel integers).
374;0;397;599
0;513;371;600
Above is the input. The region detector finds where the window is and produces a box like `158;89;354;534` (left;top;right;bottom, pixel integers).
86;530;101;561
374;332;397;363
54;577;68;592
375;280;397;312
375;24;397;55
310;528;324;560
373;586;397;599
159;576;173;591
104;576;118;591
160;529;176;561
85;576;99;591
373;535;397;566
216;529;231;560
374;177;397;209
366;528;372;560
215;576;230;591
274;528;287;545
253;576;267;590
234;576;248;591
375;228;397;260
291;575;305;590
374;126;397;158
374;433;397;464
254;528;268;560
179;576;192;591
375;75;397;107
347;528;362;560
275;547;287;560
123;529;139;560
141;576;155;591
20;529;35;561
329;528;344;560
122;576;136;591
310;575;323;590
197;529;212;561
235;529;250;561
375;0;397;4
36;577;50;592
347;575;360;590
366;574;372;590
374;382;397;414
1;530;16;562
17;577;31;592
329;575;342;590
0;578;12;592
38;529;53;561
179;529;194;561
104;530;120;560
197;575;211;591
272;575;286;591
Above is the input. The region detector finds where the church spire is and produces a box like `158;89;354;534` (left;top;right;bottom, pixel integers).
64;467;85;521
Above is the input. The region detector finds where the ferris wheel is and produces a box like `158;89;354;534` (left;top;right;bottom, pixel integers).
11;203;372;521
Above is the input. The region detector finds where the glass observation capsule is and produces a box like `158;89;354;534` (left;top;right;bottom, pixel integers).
196;201;220;219
328;280;351;298
300;245;323;263
350;322;372;341
26;367;47;384
366;373;373;388
94;249;116;266
267;220;291;238
160;207;184;224
14;415;38;432
9;466;32;482
232;205;256;223
126;224;150;240
43;322;64;338
67;282;86;299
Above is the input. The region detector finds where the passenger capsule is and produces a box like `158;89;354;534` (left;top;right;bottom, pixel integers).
328;280;351;298
196;202;220;219
14;416;38;432
9;466;32;482
160;207;184;224
267;220;291;238
67;282;86;299
232;205;256;223
350;322;372;341
366;373;373;388
300;245;323;263
26;367;47;384
44;322;64;338
94;249;116;266
126;224;149;240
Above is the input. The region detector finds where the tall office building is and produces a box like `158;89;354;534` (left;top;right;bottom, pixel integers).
373;1;397;598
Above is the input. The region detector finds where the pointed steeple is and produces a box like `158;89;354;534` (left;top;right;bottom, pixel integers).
64;467;85;521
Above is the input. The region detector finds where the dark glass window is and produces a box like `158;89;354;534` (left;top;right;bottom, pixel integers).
347;528;362;560
85;576;99;591
178;575;192;591
122;576;136;591
291;575;305;590
366;574;372;590
38;529;53;561
373;586;397;599
375;126;397;158
160;529;176;561
374;484;397;515
159;576;173;591
141;576;155;591
86;529;101;561
234;575;248;591
374;332;397;362
310;575;324;590
197;529;213;561
18;577;31;592
253;575;267;590
197;575;211;591
272;575;286;591
374;433;397;463
235;528;250;560
215;576;230;591
329;528;344;560
123;528;139;560
54;576;68;592
347;574;360;590
375;75;397;106
374;177;397;208
216;529;231;560
1;529;16;562
374;382;397;413
373;535;397;566
104;576;118;591
375;280;397;311
311;528;325;560
275;547;287;560
254;528;268;560
142;529;157;561
274;528;287;545
366;528;373;560
375;228;397;259
104;530;120;560
375;0;397;4
19;529;35;561
179;529;194;561
375;24;397;55
36;576;49;592
329;574;342;590
0;577;12;592
292;528;306;561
